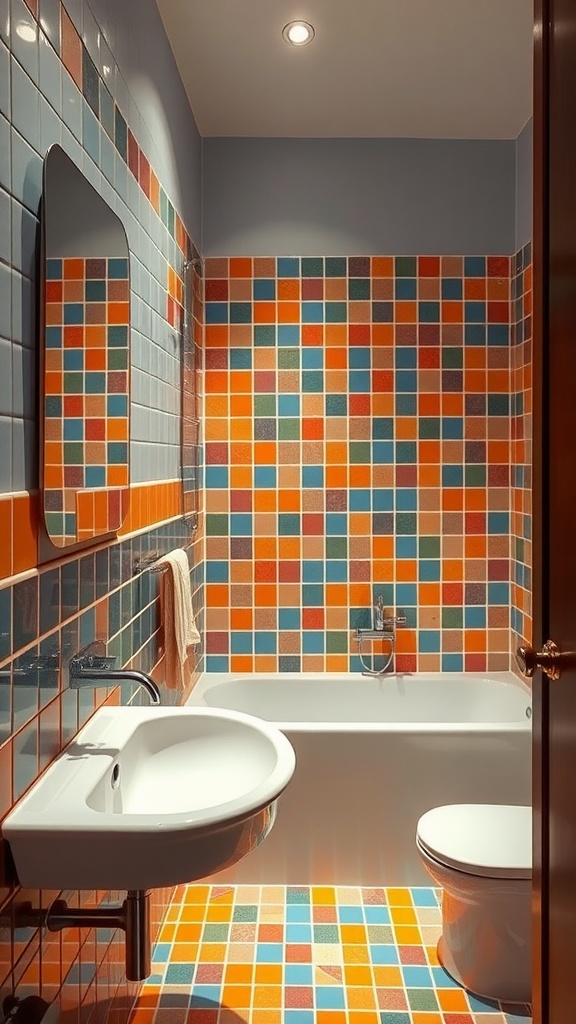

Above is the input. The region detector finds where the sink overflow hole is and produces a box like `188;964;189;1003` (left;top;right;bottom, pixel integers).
111;764;120;789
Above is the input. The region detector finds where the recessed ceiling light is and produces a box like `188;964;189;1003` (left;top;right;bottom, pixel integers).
282;21;315;46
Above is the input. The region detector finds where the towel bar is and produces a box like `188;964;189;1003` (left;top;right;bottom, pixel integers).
133;552;170;575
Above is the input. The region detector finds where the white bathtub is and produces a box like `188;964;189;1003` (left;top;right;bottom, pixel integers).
187;672;532;885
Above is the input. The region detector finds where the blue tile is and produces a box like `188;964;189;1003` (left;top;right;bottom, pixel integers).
284;1012;314;1024
338;906;364;923
349;347;370;369
316;988;345;1009
286;924;312;942
465;256;486;276
301;584;323;606
254;278;275;300
190;988;220;1004
278;257;299;277
364;906;391;924
441;278;463;299
302;301;323;323
282;905;307;921
278;324;299;345
302;348;323;369
411;888;439;907
370;945;399;965
430;965;461;988
302;631;324;654
396;536;417;559
285;964;313;984
442;653;463;671
401;965;434;987
349;369;371;392
256;943;283;962
255;632;277;655
206;302;228;324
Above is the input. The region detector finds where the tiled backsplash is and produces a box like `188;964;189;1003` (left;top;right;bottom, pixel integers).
0;0;203;1019
204;255;516;675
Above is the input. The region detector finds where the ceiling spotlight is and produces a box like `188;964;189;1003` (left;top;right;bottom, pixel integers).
282;21;315;46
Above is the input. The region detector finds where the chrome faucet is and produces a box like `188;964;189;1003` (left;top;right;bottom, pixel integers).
355;609;407;677
69;642;161;705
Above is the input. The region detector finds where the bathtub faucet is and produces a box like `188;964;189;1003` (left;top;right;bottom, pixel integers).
355;612;406;676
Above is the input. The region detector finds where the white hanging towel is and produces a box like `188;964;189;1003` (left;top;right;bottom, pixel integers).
158;548;200;690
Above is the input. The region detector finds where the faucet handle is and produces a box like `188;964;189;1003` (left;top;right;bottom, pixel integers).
382;612;407;627
70;641;117;676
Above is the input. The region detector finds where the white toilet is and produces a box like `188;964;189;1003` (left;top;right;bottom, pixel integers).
416;803;532;1004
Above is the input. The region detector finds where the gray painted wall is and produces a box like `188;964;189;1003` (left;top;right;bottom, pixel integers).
87;0;202;245
515;119;533;250
202;137;517;256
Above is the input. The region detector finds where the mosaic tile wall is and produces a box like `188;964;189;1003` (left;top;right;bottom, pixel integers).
44;256;130;545
511;243;533;651
0;0;204;1021
204;255;513;675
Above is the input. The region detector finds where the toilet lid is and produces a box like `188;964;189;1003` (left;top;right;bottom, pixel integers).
417;804;532;879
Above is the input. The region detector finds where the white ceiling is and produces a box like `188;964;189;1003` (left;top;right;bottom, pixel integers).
155;0;533;139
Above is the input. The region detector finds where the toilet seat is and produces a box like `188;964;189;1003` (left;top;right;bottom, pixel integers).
417;804;532;880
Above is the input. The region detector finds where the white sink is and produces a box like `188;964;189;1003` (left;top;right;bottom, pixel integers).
2;706;296;890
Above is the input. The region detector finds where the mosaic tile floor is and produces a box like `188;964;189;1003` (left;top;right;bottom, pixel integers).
129;885;531;1024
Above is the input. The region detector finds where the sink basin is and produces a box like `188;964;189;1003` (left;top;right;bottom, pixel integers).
2;706;296;890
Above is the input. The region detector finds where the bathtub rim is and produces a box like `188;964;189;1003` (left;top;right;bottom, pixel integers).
188;670;532;734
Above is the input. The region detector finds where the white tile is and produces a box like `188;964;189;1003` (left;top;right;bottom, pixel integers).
11;56;39;153
39;28;61;114
11;0;38;83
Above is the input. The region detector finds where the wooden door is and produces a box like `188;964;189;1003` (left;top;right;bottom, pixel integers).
533;0;576;1020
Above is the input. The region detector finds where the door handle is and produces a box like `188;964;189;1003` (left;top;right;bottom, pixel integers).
515;640;576;680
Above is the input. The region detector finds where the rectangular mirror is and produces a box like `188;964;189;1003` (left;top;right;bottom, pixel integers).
41;144;131;550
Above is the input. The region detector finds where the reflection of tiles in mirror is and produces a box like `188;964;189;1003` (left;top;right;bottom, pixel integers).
44;256;130;545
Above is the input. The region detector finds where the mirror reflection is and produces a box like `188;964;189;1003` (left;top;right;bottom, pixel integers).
41;144;131;549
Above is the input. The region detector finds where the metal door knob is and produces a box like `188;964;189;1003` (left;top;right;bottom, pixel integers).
516;640;562;680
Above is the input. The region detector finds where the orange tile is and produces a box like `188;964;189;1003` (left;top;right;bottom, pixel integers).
12;493;38;573
0;498;12;578
311;886;336;905
231;395;252;417
346;989;376;1010
372;966;403;987
170;943;199;961
230;655;254;672
372;324;394;346
230;258;252;277
205;583;230;607
279;490;300;512
254;441;277;464
278;302;300;323
396;560;417;582
254;964;282;984
394;925;421;944
342;944;370;964
344;965;372;985
340;925;367;944
278;279;300;300
372;257;394;276
225;964;254;984
387;887;413;906
436;987;469;1011
254;302;275;323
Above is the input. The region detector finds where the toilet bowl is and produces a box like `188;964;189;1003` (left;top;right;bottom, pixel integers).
416;803;532;1004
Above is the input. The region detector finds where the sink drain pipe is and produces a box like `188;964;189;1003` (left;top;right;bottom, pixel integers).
15;891;151;981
